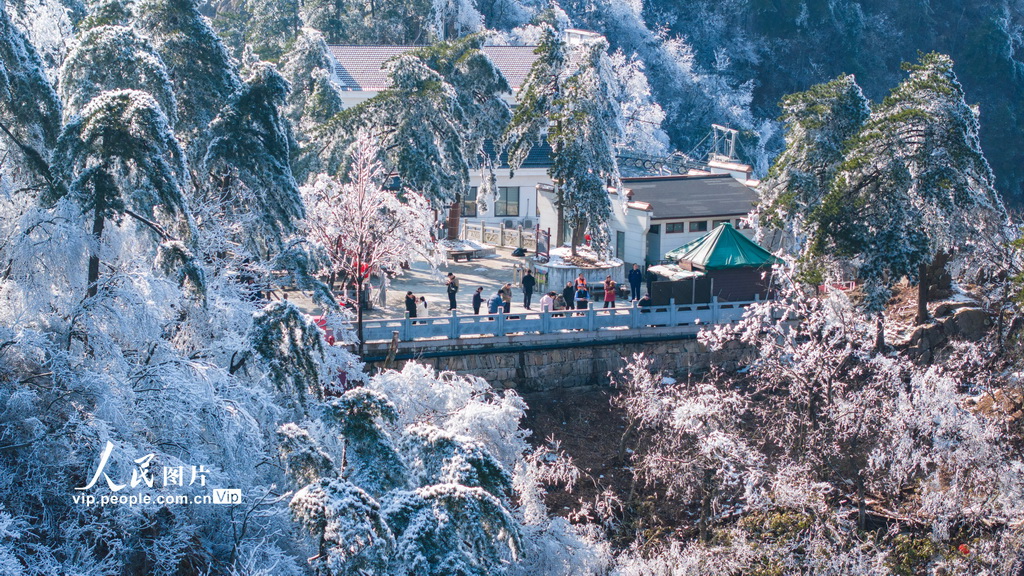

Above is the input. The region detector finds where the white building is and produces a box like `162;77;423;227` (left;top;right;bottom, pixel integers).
537;172;759;268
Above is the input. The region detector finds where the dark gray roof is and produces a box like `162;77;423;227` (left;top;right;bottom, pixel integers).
482;139;553;169
622;174;756;219
326;45;540;92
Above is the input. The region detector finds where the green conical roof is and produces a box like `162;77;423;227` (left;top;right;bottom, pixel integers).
665;223;782;270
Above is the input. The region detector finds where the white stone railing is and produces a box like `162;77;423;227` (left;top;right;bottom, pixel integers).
462;221;537;251
360;297;758;343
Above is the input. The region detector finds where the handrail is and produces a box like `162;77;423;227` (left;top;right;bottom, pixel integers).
359;298;757;343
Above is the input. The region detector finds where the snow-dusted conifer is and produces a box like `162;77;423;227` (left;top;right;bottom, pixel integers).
325;35;509;209
290;477;395;575
754;74;869;268
133;0;241;150
58;25;176;125
51;89;188;297
248;300;328;408
814;53;1008;309
280;28;345;183
505;20;622;254
204;62;304;258
324;388;407;496
0;2;62;194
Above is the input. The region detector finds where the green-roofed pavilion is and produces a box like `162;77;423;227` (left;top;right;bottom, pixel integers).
665;223;781;270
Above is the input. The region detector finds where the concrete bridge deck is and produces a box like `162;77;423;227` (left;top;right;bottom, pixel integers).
361;298;758;347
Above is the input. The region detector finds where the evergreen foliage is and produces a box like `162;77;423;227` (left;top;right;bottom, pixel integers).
52;89;188;296
58;25;176;125
132;0;240;149
279;28;345;183
324;35;509;208
505;20;621;254
0;2;62;193
204;62;304;258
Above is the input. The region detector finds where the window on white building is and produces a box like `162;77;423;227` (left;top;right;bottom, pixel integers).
462;187;478;217
495;187;520;217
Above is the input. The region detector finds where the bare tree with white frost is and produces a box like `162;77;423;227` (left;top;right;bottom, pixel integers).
302;134;440;345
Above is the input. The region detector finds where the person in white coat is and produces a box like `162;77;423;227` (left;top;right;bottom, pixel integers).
539;291;556;312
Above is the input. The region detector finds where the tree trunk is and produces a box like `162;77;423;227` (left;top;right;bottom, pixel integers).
874;314;885;351
916;261;929;325
857;476;866;530
447;196;462;241
699;469;714;542
555;190;565;252
86;198;106;299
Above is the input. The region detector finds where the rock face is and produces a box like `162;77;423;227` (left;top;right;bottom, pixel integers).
907;302;992;363
944;307;991;341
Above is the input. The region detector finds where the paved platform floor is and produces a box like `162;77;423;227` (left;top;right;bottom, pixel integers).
283;247;548;319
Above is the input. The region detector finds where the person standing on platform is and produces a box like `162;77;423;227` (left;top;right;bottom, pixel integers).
539;291;555;312
574;284;590;311
501;283;512;313
628;264;643;301
487;290;503;315
603;276;617;308
522;270;536;310
562;281;576;311
472;286;484;315
405;291;418;319
445;272;459;310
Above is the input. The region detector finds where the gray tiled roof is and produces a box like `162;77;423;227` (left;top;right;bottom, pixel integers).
622;174;757;219
326;45;540;92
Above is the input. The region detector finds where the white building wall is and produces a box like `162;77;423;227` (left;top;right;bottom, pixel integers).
607;200;651;267
464;168;551;227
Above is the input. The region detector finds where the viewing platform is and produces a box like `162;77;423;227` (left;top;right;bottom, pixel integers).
361;297;758;344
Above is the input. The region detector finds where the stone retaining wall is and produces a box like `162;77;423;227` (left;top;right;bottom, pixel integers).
363;331;754;391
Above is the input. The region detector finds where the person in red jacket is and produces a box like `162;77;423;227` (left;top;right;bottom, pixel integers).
603;276;617;308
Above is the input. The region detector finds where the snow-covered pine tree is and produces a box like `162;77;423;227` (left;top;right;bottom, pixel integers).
242;0;301;62
505;19;622;255
58;25;176;126
132;0;241;153
0;1;62;195
203;62;304;259
754;74;870;274
51;90;188;298
280;28;345;183
813;53;1008;311
324;35;510;210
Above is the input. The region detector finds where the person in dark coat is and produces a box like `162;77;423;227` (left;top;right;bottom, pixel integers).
446;272;459;310
522;270;536;310
472;286;484;315
405;291;417;318
627;264;643;301
562;281;576;311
